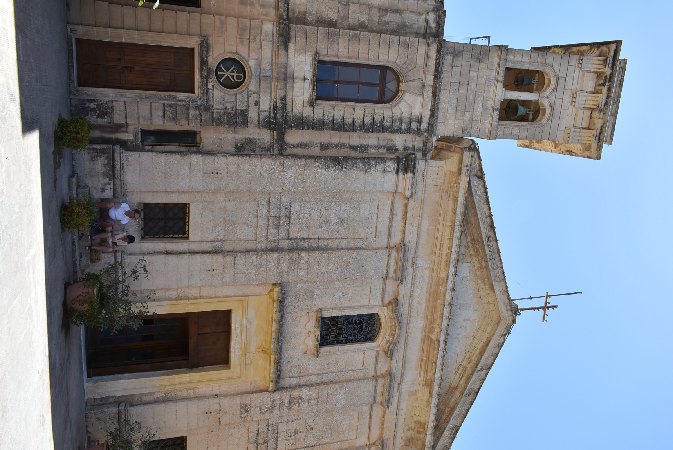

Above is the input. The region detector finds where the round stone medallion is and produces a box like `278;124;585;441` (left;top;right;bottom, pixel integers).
214;57;247;90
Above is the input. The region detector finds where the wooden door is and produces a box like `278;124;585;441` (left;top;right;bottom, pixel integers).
190;310;231;368
76;39;195;93
86;311;231;377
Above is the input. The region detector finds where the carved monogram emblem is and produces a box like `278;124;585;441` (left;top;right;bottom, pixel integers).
215;58;247;90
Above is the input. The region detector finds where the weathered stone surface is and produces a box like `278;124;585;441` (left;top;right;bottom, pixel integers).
62;1;626;449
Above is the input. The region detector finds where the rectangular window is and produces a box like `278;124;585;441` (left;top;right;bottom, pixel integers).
140;129;200;146
86;311;231;377
319;313;381;347
76;39;195;93
146;437;187;450
142;203;189;239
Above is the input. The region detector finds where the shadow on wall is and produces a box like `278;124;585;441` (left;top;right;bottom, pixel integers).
12;0;86;448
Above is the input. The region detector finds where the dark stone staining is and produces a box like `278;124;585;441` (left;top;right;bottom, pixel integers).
288;111;423;136
213;110;226;127
343;114;354;133
236;109;248;128
301;112;313;131
260;112;271;129
424;39;445;156
311;155;398;174
176;104;190;125
198;38;211;105
72;99;113;124
88;135;119;146
224;111;237;127
164;103;178;125
274;97;288;155
410;117;422;133
201;110;213;126
277;0;291;47
397;153;416;175
360;116;373;133
286;140;414;155
234;137;271;154
288;113;302;130
316;15;337;29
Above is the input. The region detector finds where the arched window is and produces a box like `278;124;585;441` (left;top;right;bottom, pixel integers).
498;100;544;123
503;68;548;93
315;61;399;103
319;313;381;346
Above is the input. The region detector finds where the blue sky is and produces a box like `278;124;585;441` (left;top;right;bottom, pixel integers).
445;1;673;449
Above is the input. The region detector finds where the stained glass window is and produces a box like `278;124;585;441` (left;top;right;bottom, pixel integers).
315;61;399;104
319;313;381;347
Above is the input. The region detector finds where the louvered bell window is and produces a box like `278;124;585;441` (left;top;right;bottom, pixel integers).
315;61;400;104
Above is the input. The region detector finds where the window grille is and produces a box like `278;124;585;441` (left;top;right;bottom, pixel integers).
319;313;381;347
146;436;187;450
140;129;199;146
142;203;189;239
160;0;200;7
315;61;399;104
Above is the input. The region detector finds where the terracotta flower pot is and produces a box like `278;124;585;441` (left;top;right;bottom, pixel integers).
66;281;98;312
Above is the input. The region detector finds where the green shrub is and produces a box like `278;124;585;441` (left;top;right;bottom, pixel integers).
60;198;97;231
69;260;153;332
96;258;153;334
55;116;90;151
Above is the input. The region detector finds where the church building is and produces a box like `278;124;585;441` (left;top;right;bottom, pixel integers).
65;0;626;448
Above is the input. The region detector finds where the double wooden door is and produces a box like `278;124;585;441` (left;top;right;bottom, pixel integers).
86;310;231;377
76;39;195;93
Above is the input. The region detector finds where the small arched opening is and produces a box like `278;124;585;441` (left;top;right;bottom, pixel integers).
503;68;548;93
315;61;400;104
498;100;545;123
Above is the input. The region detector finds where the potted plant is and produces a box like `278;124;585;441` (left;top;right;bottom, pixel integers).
55;115;91;151
67;273;102;328
97;258;153;333
68;258;153;333
60;198;97;232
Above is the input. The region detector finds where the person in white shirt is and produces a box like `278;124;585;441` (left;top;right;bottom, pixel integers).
98;201;141;227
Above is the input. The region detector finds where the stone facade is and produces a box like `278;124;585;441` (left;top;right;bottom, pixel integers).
66;0;627;448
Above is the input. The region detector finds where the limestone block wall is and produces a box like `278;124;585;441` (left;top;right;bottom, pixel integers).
288;0;444;38
434;42;504;140
283;23;438;155
117;153;406;387
80;141;514;449
82;151;421;447
67;0;278;153
66;0;442;156
87;377;385;448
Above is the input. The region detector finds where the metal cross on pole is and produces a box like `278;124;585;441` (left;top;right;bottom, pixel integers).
512;291;582;322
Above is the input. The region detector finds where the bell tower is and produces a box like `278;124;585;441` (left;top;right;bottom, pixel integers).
434;40;626;159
